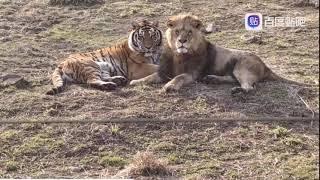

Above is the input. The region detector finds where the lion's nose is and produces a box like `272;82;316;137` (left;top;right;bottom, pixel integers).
179;39;187;44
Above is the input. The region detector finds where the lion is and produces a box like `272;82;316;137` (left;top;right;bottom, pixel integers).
130;14;315;93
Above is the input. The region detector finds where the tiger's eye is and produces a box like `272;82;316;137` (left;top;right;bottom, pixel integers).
175;30;179;35
188;30;192;36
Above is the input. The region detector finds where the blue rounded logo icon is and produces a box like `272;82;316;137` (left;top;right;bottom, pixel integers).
247;15;260;28
245;13;262;31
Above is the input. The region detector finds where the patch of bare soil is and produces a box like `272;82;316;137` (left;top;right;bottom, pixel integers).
0;0;319;178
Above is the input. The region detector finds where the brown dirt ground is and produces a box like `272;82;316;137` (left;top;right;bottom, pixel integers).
0;0;319;179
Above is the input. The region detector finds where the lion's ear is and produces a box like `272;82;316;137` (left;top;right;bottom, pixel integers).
167;19;175;28
191;19;203;29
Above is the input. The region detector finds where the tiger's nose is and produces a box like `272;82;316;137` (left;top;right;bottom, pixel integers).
179;39;187;44
145;45;152;49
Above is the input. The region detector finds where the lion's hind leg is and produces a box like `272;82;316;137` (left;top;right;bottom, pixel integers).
232;69;259;94
202;75;237;84
231;56;267;94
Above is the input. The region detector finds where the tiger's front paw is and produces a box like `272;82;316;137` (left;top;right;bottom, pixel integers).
92;82;117;91
103;82;117;90
110;76;127;86
46;86;63;95
161;82;179;93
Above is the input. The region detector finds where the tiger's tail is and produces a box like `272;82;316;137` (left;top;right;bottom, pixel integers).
46;67;65;95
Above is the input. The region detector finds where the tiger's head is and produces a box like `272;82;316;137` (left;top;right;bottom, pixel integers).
128;19;162;60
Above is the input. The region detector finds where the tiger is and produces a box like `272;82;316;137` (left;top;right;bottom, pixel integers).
46;19;162;95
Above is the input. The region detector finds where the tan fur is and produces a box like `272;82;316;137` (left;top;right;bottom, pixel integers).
130;14;315;93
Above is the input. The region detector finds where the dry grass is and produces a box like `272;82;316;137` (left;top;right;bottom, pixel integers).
0;121;318;178
290;0;319;7
0;0;319;178
49;0;104;6
127;151;171;177
113;151;172;178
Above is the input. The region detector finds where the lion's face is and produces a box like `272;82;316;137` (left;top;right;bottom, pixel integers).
166;15;204;54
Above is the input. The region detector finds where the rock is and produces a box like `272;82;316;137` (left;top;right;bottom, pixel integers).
0;74;30;89
241;34;263;44
68;166;83;173
201;23;220;34
293;28;303;33
205;23;214;33
0;36;12;42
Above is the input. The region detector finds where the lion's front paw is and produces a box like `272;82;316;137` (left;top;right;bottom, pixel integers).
161;82;179;93
202;75;221;84
129;80;142;86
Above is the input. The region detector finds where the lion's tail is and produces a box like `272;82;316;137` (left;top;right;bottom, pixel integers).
265;68;317;87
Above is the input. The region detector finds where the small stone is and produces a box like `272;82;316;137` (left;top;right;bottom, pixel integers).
0;74;30;89
293;28;306;33
202;23;220;34
46;108;59;116
68;166;83;173
242;34;263;44
0;36;12;42
205;23;214;33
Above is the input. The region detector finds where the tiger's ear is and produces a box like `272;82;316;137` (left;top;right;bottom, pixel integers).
152;20;159;27
191;18;203;29
131;20;140;30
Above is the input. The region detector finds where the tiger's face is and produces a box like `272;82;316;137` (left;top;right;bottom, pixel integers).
128;20;162;58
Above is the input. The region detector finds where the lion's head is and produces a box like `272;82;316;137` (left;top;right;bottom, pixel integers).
166;14;205;55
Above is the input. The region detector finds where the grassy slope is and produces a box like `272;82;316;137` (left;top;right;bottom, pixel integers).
0;0;319;178
0;122;319;179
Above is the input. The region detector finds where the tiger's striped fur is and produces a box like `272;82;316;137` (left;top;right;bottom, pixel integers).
47;20;162;95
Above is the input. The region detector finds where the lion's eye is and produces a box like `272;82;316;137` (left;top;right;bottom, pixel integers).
188;31;192;36
175;30;179;35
